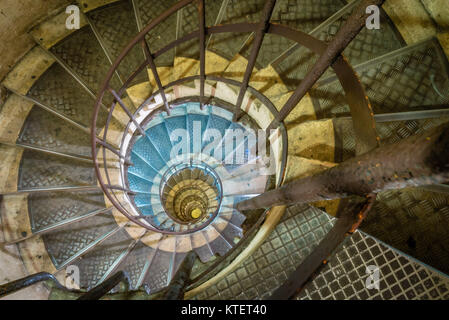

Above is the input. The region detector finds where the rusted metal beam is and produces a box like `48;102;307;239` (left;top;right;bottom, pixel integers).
164;252;197;300
141;40;171;115
109;88;146;136
198;0;206;109
237;123;449;211
233;0;277;122
269;196;375;299
269;0;386;130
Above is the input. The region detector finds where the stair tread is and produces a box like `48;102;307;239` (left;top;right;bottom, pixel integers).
28;191;106;233
48;25;122;107
18;107;92;158
207;0;266;60
87;0;147;86
71;227;134;290
42;212;117;269
136;0;177;67
240;0;347;69
273;0;405;92
18;150;95;191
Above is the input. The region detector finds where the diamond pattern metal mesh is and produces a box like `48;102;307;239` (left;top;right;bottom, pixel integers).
176;2;200;59
50;25;121;105
296;231;449;300
18;107;92;157
361;187;449;276
28;191;105;233
208;0;266;60
241;0;346;68
314;41;449;119
137;0;177;66
27;63;97;127
309;80;348;119
326;8;403;67
73;228;134;289
114;241;155;290
144;249;172;293
376;118;449;146
88;0;147;85
357;40;449;115
192;204;335;300
43;213;117;268
276;4;404;91
205;0;223;27
18;150;96;190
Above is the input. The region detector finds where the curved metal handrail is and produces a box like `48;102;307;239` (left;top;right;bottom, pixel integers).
0;271;129;300
91;0;380;296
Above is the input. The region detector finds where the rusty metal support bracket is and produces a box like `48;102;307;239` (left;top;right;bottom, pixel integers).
142;40;171;115
198;0;206;109
233;0;277;122
237;123;449;211
269;0;385;131
269;195;376;299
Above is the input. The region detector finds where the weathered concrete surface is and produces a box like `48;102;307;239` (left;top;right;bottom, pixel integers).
77;0;121;13
421;0;449;30
383;0;437;44
29;8;88;49
0;0;70;81
0;214;50;300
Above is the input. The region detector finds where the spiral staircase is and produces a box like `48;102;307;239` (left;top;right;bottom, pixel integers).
1;0;449;300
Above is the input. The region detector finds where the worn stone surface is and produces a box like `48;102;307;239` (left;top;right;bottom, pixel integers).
174;57;200;80
0;0;70;81
0;95;34;143
77;0;121;12
0;145;22;193
222;54;255;83
18;235;58;275
287;119;335;162
29;7;88;49
0;194;32;243
0;225;50;300
384;0;437;44
149;67;174;88
272;92;316;127
2;46;54;95
205;50;229;76
250;65;289;101
421;0;449;30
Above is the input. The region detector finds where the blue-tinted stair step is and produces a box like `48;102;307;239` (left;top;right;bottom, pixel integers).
128;174;153;194
134;193;159;208
129;153;160;182
187;113;208;154
164;116;188;157
133;136;166;172
202;114;233;155
146;122;173;162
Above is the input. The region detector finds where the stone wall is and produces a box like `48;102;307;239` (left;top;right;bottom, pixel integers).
383;0;449;59
0;0;70;82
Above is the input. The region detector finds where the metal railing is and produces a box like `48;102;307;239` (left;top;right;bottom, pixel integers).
0;256;196;300
91;0;378;233
89;0;385;297
0;271;128;300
